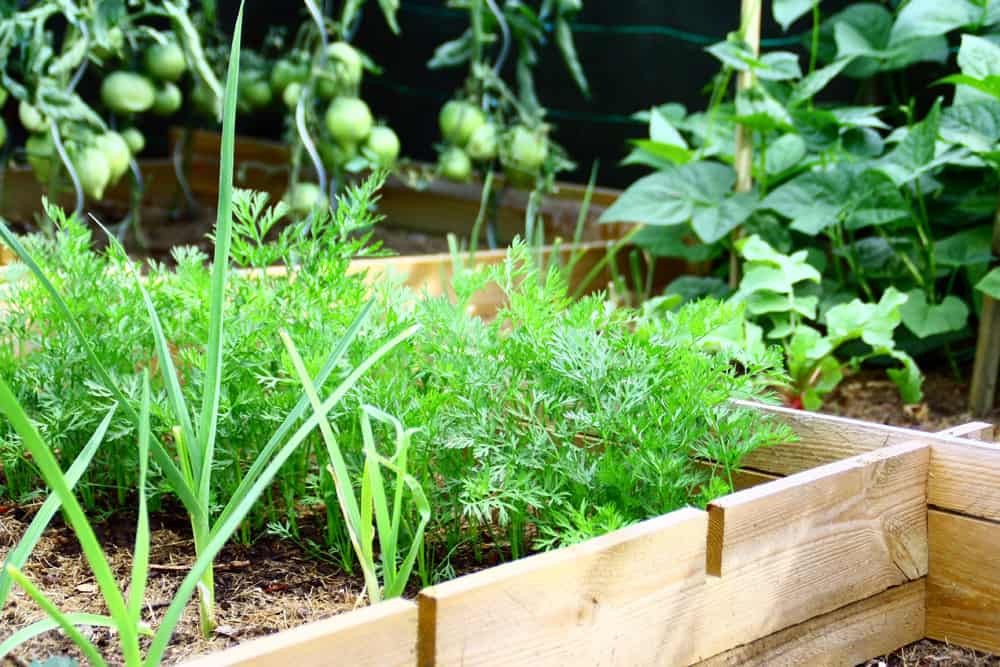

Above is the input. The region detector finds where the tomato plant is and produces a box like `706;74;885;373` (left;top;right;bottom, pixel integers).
427;0;588;246
0;0;221;241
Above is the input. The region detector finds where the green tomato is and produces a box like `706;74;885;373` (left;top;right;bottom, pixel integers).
26;133;55;183
239;75;273;109
191;81;217;116
0;119;6;150
101;72;156;114
324;97;373;145
122;127;145;154
316;75;338;100
439;100;485;147
326;42;363;89
152;82;183;116
285;182;325;216
270;59;307;95
0;87;8;107
19;102;47;133
439;147;472;182
145;40;187;82
365;126;400;166
282;82;303;110
507;125;548;171
557;0;582;12
93;27;124;60
319;139;357;167
466;123;498;162
73;146;112;200
95;132;132;183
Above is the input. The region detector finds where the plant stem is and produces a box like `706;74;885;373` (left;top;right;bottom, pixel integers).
808;1;821;77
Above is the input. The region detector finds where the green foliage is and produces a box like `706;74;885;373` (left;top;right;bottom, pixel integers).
718;236;922;409
608;0;1000;397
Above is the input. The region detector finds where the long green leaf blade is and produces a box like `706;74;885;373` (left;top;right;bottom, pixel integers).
146;323;418;665
197;0;244;501
0;573;108;667
128;372;152;624
0;378;136;660
0;405;116;608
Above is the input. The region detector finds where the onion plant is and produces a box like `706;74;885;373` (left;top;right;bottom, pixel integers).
283;332;430;603
0;3;417;653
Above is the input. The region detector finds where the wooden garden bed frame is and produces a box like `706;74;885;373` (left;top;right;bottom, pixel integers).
183;405;1000;666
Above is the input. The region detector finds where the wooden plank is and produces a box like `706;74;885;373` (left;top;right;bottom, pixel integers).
182;598;416;667
928;439;1000;522
418;507;710;666
736;401;979;476
926;510;1000;654
707;441;929;579
698;442;928;661
694;580;926;667
937;420;994;441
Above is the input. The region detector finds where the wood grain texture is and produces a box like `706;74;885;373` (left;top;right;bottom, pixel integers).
927;510;1000;654
182;598;417;667
418;507;710;667
708;441;929;579
737;401;978;476
698;442;929;660
937;421;995;441
928;440;1000;522
694;580;926;667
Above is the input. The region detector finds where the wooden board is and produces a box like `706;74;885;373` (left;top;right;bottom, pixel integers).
182;598;417;667
737;401;981;477
173;128;633;245
697;442;928;661
694;579;926;667
928;439;1000;523
926;509;1000;654
418;507;710;666
707;441;929;579
937;421;995;441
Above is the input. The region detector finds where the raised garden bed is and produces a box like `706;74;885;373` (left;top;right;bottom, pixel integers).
177;406;1000;666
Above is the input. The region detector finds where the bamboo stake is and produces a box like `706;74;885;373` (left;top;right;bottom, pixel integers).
968;196;1000;416
729;0;763;288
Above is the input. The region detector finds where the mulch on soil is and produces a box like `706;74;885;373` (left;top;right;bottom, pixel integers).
0;513;365;666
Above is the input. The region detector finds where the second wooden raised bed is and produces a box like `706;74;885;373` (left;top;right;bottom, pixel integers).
180;405;1000;666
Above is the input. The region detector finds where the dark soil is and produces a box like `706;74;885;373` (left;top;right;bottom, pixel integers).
824;366;999;431
0;512;366;665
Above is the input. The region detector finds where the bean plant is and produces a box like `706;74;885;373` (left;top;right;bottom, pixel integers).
604;0;1000;406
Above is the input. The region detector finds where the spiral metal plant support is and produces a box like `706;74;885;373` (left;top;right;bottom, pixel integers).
49;121;83;220
484;0;511;77
68;23;90;91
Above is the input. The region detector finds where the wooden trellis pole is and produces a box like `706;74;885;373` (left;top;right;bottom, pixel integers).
968;198;1000;416
729;0;762;288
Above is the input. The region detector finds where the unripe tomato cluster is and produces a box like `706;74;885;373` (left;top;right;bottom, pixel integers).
1;30;196;200
436;99;549;185
270;42;400;214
